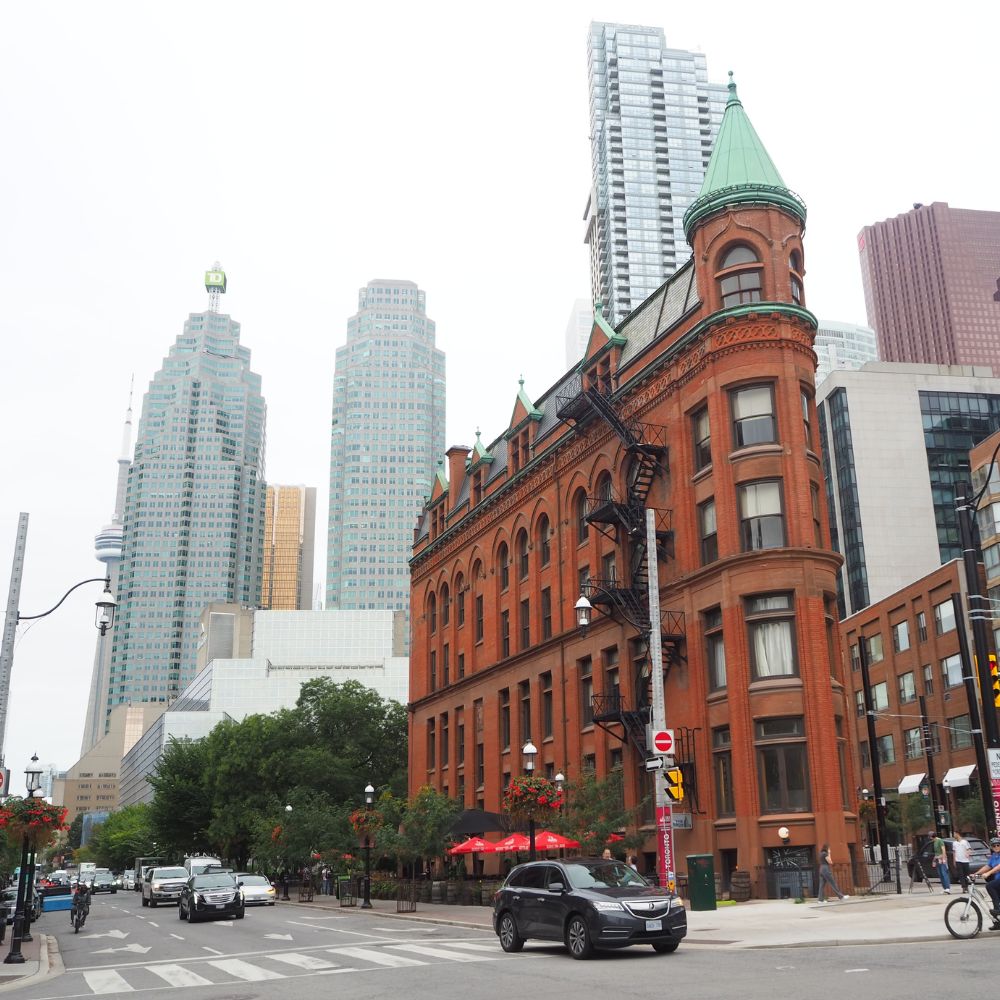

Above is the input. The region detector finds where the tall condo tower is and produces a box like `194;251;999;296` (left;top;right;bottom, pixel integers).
584;21;727;326
106;265;266;726
859;202;1000;368
326;279;445;640
261;484;316;610
80;388;134;754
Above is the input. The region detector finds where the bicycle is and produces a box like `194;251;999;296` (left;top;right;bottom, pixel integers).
70;900;89;933
944;875;998;939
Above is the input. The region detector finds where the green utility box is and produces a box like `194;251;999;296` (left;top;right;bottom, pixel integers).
686;854;717;911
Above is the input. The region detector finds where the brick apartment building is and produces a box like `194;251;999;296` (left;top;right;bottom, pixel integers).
409;79;859;890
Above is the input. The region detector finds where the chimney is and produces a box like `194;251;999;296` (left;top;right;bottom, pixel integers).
446;445;472;514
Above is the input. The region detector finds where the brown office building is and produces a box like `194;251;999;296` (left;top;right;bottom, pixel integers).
409;79;860;894
261;485;316;610
859;202;1000;369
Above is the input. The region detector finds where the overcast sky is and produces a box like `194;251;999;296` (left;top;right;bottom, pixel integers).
2;1;998;786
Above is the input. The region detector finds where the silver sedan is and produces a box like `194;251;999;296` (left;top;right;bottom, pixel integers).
235;873;276;905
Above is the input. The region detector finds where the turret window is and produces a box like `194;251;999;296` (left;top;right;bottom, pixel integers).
717;245;762;308
790;250;804;306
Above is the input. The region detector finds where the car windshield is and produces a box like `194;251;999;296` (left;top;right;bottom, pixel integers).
562;862;648;889
95;874;113;883
239;875;270;886
193;875;236;889
154;868;188;879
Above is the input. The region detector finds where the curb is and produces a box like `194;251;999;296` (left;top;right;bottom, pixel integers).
0;934;53;994
278;899;493;932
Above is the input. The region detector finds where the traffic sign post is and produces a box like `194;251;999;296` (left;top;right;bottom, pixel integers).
649;728;674;756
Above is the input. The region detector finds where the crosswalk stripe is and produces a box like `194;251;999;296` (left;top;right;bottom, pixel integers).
328;946;426;968
144;964;214;988
208;958;283;981
82;969;135;993
268;952;338;971
390;943;499;962
443;941;504;953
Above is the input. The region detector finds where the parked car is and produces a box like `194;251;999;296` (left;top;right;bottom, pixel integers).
492;857;686;960
178;872;245;923
142;866;189;907
908;836;991;882
2;885;41;923
91;872;118;894
233;873;276;906
121;871;135;890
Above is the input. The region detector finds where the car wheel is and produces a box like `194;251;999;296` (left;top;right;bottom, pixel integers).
652;941;679;954
141;895;149;907
150;899;158;908
112;889;117;894
235;908;245;920
497;912;524;953
187;906;198;923
268;901;275;906
566;915;593;960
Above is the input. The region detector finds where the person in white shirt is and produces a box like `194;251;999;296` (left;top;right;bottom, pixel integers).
952;831;973;885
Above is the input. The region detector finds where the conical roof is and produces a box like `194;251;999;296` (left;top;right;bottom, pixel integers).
683;73;805;238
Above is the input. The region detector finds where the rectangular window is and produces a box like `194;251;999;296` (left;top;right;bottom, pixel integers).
520;598;530;650
859;740;870;769
917;611;927;642
866;633;884;665
699;498;718;564
934;599;956;635
427;718;436;769
810;482;822;546
850;643;860;672
475;743;484;787
440;713;449;768
801;389;812;447
457;652;465;680
713;726;735;816
457;590;465;627
926;722;941;755
604;647;620;708
941;653;963;689
732;384;777;448
876;733;895;764
442;644;450;686
704;607;726;690
501;609;510;658
541;587;552;640
755;717;810;813
579;656;594;727
922;662;934;695
601;551;617;583
519;680;531;741
500;689;510;749
693;406;711;470
855;689;865;717
898;671;916;704
950;714;973;750
475;595;484;642
541;672;553;739
430;651;437;692
892;620;911;653
456;715;465;765
739;480;785;550
871;680;889;711
904;726;922;760
745;593;796;678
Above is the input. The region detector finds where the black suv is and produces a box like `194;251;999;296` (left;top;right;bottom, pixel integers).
178;873;245;923
492;857;686;959
908;836;991;883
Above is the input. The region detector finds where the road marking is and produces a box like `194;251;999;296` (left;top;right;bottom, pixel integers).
145;964;214;988
845;969;870;974
268;952;338;970
445;941;504;953
328;946;426;968
82;969;135;993
202;946;223;955
215;920;233;927
390;943;499;962
169;933;184;940
148;921;159;928
208;958;283;981
84;930;130;940
372;925;432;933
264;933;294;940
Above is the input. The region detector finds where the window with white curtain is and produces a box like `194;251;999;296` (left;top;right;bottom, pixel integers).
739;480;785;550
731;384;776;447
745;593;796;678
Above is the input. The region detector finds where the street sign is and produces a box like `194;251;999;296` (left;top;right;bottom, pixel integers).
650;729;674;756
645;757;665;772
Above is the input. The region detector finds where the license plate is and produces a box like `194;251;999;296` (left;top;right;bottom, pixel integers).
211;903;224;908
645;919;662;931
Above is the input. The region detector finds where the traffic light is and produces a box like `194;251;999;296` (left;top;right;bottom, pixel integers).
991;653;1000;709
664;767;684;802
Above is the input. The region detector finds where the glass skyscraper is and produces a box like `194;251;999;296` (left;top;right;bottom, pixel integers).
105;267;266;731
584;21;727;325
326;279;445;639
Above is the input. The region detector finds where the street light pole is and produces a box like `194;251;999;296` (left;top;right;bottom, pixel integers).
5;755;43;965
281;805;292;900
522;741;538;861
857;637;891;880
361;783;374;909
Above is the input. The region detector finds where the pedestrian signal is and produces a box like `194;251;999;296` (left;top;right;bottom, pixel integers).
664;767;684;803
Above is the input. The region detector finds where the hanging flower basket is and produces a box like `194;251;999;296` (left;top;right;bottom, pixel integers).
349;807;383;846
0;797;68;849
502;776;563;822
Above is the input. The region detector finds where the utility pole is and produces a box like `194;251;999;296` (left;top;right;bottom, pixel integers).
0;514;29;767
857;636;891;880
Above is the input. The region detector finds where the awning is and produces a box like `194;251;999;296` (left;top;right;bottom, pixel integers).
943;764;977;788
897;772;926;794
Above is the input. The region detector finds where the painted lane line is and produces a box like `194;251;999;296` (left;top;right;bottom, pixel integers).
390;943;499;963
444;941;506;953
268;952;338;970
327;946;426;968
82;969;135;994
208;958;283;981
372;926;432;933
144;964;214;988
202;946;224;955
148;921;159;928
845;969;870;974
169;933;184;940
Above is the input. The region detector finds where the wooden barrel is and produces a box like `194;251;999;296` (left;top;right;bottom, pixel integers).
730;870;752;902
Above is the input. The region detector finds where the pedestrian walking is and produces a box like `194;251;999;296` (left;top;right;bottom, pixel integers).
953;830;973;886
816;844;849;902
322;866;331;895
931;830;951;893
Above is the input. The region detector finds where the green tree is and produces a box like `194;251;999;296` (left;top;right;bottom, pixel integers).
552;769;646;855
88;804;155;872
899;792;933;838
148;737;214;858
957;795;987;837
66;813;84;850
393;786;460;872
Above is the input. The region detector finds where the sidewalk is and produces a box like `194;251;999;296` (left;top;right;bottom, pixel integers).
279;885;961;949
0;932;51;993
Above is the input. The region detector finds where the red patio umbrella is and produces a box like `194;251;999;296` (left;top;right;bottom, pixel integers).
493;833;532;852
533;830;580;850
605;833;625;843
448;836;497;855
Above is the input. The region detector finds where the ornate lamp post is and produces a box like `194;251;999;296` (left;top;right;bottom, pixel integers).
5;754;44;964
361;783;374;909
281;805;292;900
522;742;538;861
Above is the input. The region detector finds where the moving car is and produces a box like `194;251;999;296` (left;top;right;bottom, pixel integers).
178;872;245;923
908;836;991;882
90;872;118;894
233;873;276;905
492;857;686;959
142;866;189;907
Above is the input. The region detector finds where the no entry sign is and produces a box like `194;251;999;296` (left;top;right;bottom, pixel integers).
651;729;674;755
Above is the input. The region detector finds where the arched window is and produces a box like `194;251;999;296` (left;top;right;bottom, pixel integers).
454;573;465;627
427;592;437;634
516;530;529;581
575;490;589;544
440;583;450;627
498;542;510;591
789;250;803;306
596;471;613;501
538;514;551;567
717;245;762;308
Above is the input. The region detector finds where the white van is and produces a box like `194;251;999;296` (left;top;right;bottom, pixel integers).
183;856;222;877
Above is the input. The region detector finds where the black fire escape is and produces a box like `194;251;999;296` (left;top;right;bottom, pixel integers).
557;368;696;808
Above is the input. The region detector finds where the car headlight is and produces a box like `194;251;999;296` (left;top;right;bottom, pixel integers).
591;901;624;911
152;882;162;890
195;892;205;904
266;887;275;894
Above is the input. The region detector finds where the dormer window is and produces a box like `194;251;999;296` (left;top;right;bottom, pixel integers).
789;250;804;306
717;245;762;308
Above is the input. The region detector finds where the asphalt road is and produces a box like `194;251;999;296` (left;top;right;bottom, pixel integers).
15;892;989;1000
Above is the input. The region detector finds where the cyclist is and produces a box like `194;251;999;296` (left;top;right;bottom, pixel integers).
971;836;1000;929
70;879;91;928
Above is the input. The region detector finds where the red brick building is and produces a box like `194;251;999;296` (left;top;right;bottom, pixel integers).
410;79;859;891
